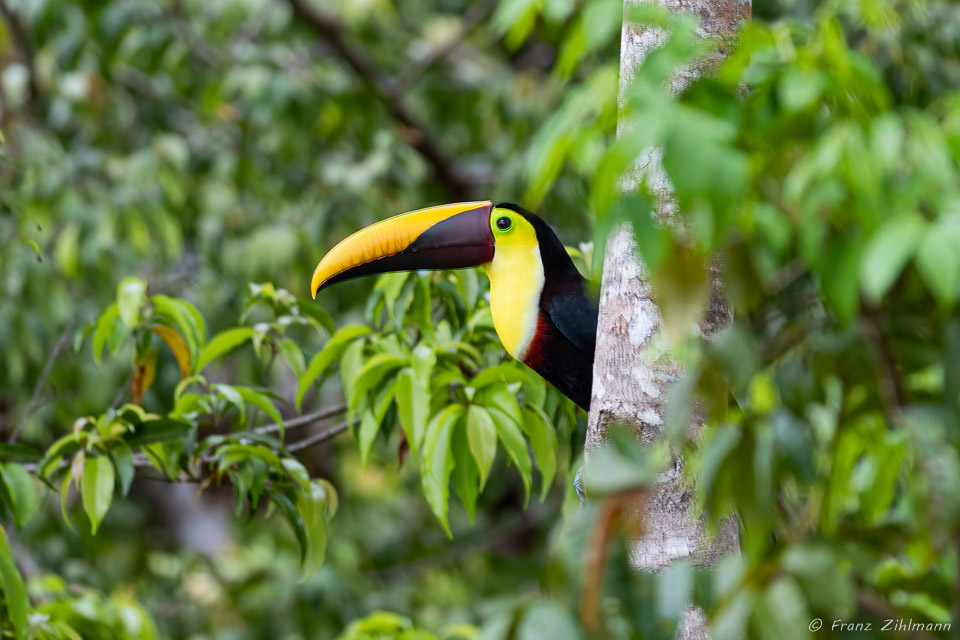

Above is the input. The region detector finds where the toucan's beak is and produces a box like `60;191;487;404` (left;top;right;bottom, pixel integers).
311;201;494;297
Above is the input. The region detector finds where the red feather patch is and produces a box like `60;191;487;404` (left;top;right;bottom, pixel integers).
522;313;550;371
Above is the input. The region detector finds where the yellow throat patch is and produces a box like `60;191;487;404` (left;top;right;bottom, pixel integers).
483;208;545;360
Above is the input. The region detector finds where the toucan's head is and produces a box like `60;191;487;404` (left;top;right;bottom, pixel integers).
310;201;545;297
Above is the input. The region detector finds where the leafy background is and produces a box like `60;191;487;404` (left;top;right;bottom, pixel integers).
1;0;959;638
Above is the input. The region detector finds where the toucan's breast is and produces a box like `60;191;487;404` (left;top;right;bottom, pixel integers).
521;310;594;411
484;243;545;361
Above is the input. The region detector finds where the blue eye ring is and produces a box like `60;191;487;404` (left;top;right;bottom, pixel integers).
496;216;512;231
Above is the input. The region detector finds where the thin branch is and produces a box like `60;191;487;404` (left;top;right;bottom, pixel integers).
394;0;497;95
10;322;74;443
140;411;351;461
282;0;473;199
23;411;351;479
859;300;906;418
256;404;347;435
285;419;351;452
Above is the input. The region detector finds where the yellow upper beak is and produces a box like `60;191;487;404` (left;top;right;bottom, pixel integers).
311;201;494;298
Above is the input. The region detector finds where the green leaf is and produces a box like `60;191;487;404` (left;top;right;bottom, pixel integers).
173;392;202;417
141;442;183;480
0;444;41;463
0;464;39;527
472;363;546;406
297;480;335;579
235;386;284;437
217;383;246;425
37;433;82;480
517;601;582;640
657;560;693;621
396;368;431;457
277;337;306;377
347;353;406;419
182;298;207;345
92;303;120;365
859;213;926;303
521;406;558;500
215;444;284;476
372;377;399;425
466;405;497;490
698;427;741;495
296;325;372;410
411;342;436;380
282;458;311;489
477;384;524;428
0;525;29;639
109;441;135;497
451;418;479;522
151;294;205;362
116;276;148;328
123;419;191;447
421;404;464;536
760;577;811;640
916;214;960;305
196;327;255;371
60;467;75;532
174;374;206;402
777;67;826;113
455;268;480;310
267;488;308;562
357;408;379;467
339;338;365;399
81;456;115;535
300;303;336;335
486;406;532;504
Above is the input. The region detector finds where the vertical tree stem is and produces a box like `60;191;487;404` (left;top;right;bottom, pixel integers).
587;0;750;637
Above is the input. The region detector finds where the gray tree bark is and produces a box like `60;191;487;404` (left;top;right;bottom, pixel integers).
586;0;750;637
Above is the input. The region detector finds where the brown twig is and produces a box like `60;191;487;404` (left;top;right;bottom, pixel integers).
10;322;74;443
580;488;647;628
256;403;347;435
859;300;906;418
282;0;473;199
285;419;352;452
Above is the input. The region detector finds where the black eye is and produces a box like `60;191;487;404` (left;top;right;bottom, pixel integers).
496;216;512;231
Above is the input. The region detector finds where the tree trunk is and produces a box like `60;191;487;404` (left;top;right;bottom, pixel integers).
586;0;749;637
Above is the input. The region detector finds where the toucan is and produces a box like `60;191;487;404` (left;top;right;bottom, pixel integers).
310;201;598;410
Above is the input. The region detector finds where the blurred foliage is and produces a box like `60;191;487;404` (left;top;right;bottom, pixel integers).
0;0;601;635
568;1;960;638
2;0;960;637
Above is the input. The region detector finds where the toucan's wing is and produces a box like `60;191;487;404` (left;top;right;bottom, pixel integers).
546;290;598;358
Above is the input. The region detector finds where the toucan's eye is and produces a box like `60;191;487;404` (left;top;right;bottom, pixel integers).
496;216;512;231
